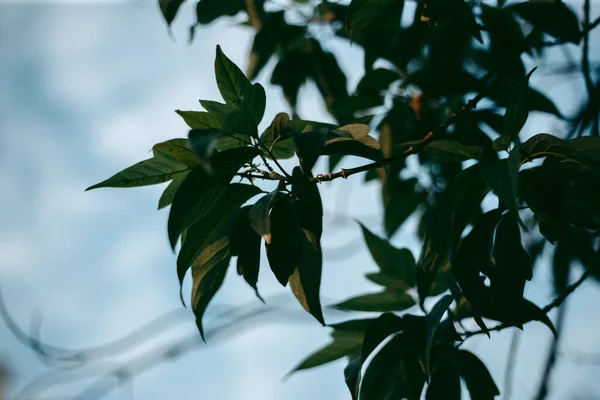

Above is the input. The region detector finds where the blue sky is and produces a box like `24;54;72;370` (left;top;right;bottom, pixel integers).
0;1;599;399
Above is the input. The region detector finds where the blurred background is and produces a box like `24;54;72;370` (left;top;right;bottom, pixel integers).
1;1;600;399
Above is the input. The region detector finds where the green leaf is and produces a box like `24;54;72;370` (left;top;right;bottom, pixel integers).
384;178;427;238
222;102;259;138
215;45;266;123
503;67;537;141
290;168;325;325
248;190;284;239
159;0;185;26
346;0;403;40
359;224;417;290
199;100;237;115
290;331;363;372
333;291;416;312
344;356;361;400
457;350;500;399
195;0;245;25
487;77;561;118
215;134;252;151
86;157;189;191
152;138;202;168
490;213;532;313
158;171;189;210
191;235;231;341
176;110;225;130
510;2;581;44
481;158;519;215
323;124;383;162
177;183;262;293
230;206;262;299
424;295;453;377
426;347;461;400
356;68;399;94
265;195;301;286
361;313;404;364
359;333;426;400
418;164;489;301
294;130;327;174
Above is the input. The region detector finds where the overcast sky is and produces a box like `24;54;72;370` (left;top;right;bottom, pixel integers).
0;1;599;400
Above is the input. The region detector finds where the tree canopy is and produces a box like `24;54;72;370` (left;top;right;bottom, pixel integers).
85;0;600;398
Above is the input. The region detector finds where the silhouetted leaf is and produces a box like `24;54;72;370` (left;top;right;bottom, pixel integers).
503;67;537;141
481;158;519;215
265;195;301;286
552;238;572;294
426;347;461;400
457;350;499;399
487;77;561;117
294;130;327;174
418;164;489;301
291;331;363;372
248;190;284;239
510;2;581;44
360;224;417;290
346;0;403;40
360;333;425;400
333;291;415;312
195;0;245;25
200;100;237;115
290;168;325;324
215;45;266;122
158;171;189;209
399;140;491;163
361;313;405;364
344;355;361;400
384;178;427;238
86;156;189;191
424;295;453;377
176;183;262;292
159;0;185;26
323;124;383;162
356;68;399;94
230;206;262;299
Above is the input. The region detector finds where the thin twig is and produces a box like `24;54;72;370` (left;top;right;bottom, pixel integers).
310;77;493;183
503;330;521;400
256;138;293;179
236;171;287;181
461;269;591;339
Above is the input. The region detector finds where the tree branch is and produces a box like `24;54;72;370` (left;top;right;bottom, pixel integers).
582;0;598;136
461;269;590;339
534;302;567;400
310;81;492;183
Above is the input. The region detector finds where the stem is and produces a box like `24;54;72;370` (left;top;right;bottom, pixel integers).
461;269;590;339
310;77;493;183
256;138;292;179
236;171;287;181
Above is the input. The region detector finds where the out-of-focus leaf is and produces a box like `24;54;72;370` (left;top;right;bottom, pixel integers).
195;0;245;25
503;67;537;141
159;0;185;26
481;158;519;215
457;350;499;399
346;0;403;40
294;130;327;173
290;331;363;372
361;313;404;364
487;77;561;117
332;291;415;312
399;140;491;163
510;1;581;44
418;164;489;302
344;355;361;400
424;295;453;377
384;177;427;238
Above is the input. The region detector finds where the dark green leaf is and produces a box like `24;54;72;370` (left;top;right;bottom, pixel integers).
552;238;572;294
481;158;519;215
418;164;489;301
158;171;189;210
424;295;453;377
359;333;426;400
294;130;327;174
510;2;581;44
195;0;244;25
356;68;399;94
159;0;185;26
344;355;361;400
290;331;363;372
332;291;415;312
426;347;461;400
199;100;237;115
265;195;301;286
248;190;284;239
346;0;403;40
176;110;225;130
457;350;499;399
290;169;325;324
384;178;427;238
361;313;404;364
359;223;417;290
329;318;376;332
86;157;189;191
153;138;202;168
176;183;262;291
503;67;537;141
191;235;231;341
230;206;262;299
399;140;491;163
323;124;383;162
222;102;258;138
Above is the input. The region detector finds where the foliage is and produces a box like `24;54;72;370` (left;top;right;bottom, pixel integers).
87;0;600;398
